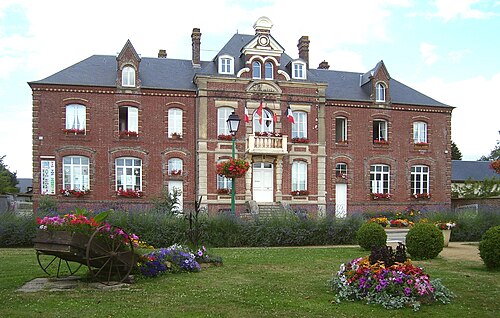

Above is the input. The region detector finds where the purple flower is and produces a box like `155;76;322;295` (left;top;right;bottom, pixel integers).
404;287;411;296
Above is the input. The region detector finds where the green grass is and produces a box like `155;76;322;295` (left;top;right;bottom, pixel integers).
0;247;499;317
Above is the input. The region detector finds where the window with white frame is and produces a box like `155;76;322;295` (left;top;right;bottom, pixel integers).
370;164;390;193
411;165;429;194
292;111;307;138
335;163;347;178
119;106;138;133
65;104;86;132
168;108;183;137
264;62;273;79
292;61;306;79
116;157;142;191
63;156;89;191
168;158;183;175
252;61;261;79
253;108;274;133
217;160;232;191
373;119;388;142
413;121;428;143
292;161;307;191
218;56;234;74
335;117;347;142
375;82;386;102
122;66;136;87
217;107;233;136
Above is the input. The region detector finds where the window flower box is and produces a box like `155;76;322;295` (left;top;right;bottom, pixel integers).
217;134;232;141
119;130;138;138
373;139;389;145
170;132;182;139
335;172;347;180
411;193;431;200
63;128;86;135
217;188;230;195
291;190;309;196
292;137;309;143
370;192;392;200
336;140;348;145
169;169;182;176
59;188;90;197
414;142;429;147
116;188;143;198
216;158;249;178
255;132;282;137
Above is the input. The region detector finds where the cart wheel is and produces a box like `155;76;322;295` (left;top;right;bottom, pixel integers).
36;251;82;277
86;225;136;285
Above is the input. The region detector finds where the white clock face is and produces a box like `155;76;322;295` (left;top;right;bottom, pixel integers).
258;36;269;46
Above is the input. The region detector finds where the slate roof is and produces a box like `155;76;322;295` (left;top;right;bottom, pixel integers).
16;178;33;193
30;33;450;108
451;160;499;182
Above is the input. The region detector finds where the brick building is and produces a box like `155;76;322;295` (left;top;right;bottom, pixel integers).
29;17;453;216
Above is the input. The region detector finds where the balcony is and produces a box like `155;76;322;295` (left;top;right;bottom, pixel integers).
247;134;288;155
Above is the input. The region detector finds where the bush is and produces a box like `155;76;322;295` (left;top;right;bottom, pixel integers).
406;223;444;260
356;222;387;250
0;212;37;247
479;225;500;270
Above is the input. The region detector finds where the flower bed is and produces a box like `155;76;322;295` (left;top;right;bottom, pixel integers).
330;256;454;311
216;158;249;178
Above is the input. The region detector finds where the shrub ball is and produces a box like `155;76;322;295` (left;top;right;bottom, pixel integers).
356;222;387;250
479;225;500;270
406;223;444;260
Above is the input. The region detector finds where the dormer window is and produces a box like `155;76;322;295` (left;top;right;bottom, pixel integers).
264;62;273;79
292;61;306;80
218;55;234;74
252;61;262;79
122;66;136;87
376;82;386;102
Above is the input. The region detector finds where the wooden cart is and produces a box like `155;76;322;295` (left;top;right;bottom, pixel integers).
33;225;137;285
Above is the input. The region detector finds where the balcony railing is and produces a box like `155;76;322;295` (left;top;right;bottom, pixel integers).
247;134;288;154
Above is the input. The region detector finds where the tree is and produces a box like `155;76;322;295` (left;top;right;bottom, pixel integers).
479;143;500;161
0;155;19;194
451;141;462;160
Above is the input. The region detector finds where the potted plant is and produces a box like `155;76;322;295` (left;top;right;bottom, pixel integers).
216;158;249;178
435;222;456;247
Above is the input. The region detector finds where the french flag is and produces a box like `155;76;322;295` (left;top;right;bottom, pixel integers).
257;100;263;124
286;106;295;124
244;106;250;123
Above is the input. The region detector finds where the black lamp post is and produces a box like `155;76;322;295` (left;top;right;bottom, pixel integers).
226;112;241;215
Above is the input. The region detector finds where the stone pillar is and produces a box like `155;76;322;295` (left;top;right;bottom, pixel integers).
317;86;327;217
245;155;253;201
195;78;208;210
275;155;283;202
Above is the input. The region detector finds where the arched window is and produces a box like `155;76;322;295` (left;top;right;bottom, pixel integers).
292;111;307;139
292;161;308;191
65;104;86;132
252;61;261;79
115;157;142;191
122;66;135;87
217;107;234;136
413;121;428;143
253;108;274;133
335;163;347;178
264;62;273;79
168;108;183;137
168;158;183;175
375;82;386;102
370;164;390;194
63;156;89;191
411;165;429;195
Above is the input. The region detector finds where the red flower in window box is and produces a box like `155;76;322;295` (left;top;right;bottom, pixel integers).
291;190;309;196
370;192;392;200
59;188;90;197
119;130;138;138
490;160;500;174
336;140;348;145
217;134;233;141
116;188;143;198
411;193;431;199
63;128;85;135
169;169;182;176
216;158;249;178
170;132;182;139
292;137;309;143
373;139;389;145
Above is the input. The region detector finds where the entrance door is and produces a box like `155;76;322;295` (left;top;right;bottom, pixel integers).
168;180;183;213
253;162;273;202
335;183;347;218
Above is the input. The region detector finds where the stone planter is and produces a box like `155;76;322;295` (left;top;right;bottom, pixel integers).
442;229;451;247
385;228;410;244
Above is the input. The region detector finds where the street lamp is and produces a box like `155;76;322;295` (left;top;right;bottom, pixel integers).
227;112;241;215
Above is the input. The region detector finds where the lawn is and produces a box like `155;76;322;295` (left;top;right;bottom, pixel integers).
0;247;499;317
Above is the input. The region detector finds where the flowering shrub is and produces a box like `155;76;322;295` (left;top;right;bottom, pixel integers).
490;160;500;174
59;188;90;197
292;137;309;143
116;188;143;198
139;244;201;277
330;256;454;311
370;193;391;200
412;193;431;199
217;134;233;141
63;128;85;135
435;222;456;230
291;190;309;196
119;130;138;137
216;158;250;178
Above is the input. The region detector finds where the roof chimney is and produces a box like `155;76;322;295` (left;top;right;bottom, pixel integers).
318;60;330;70
298;36;310;69
158;49;167;58
191;28;201;67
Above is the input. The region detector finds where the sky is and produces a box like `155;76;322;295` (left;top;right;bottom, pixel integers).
1;0;499;178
